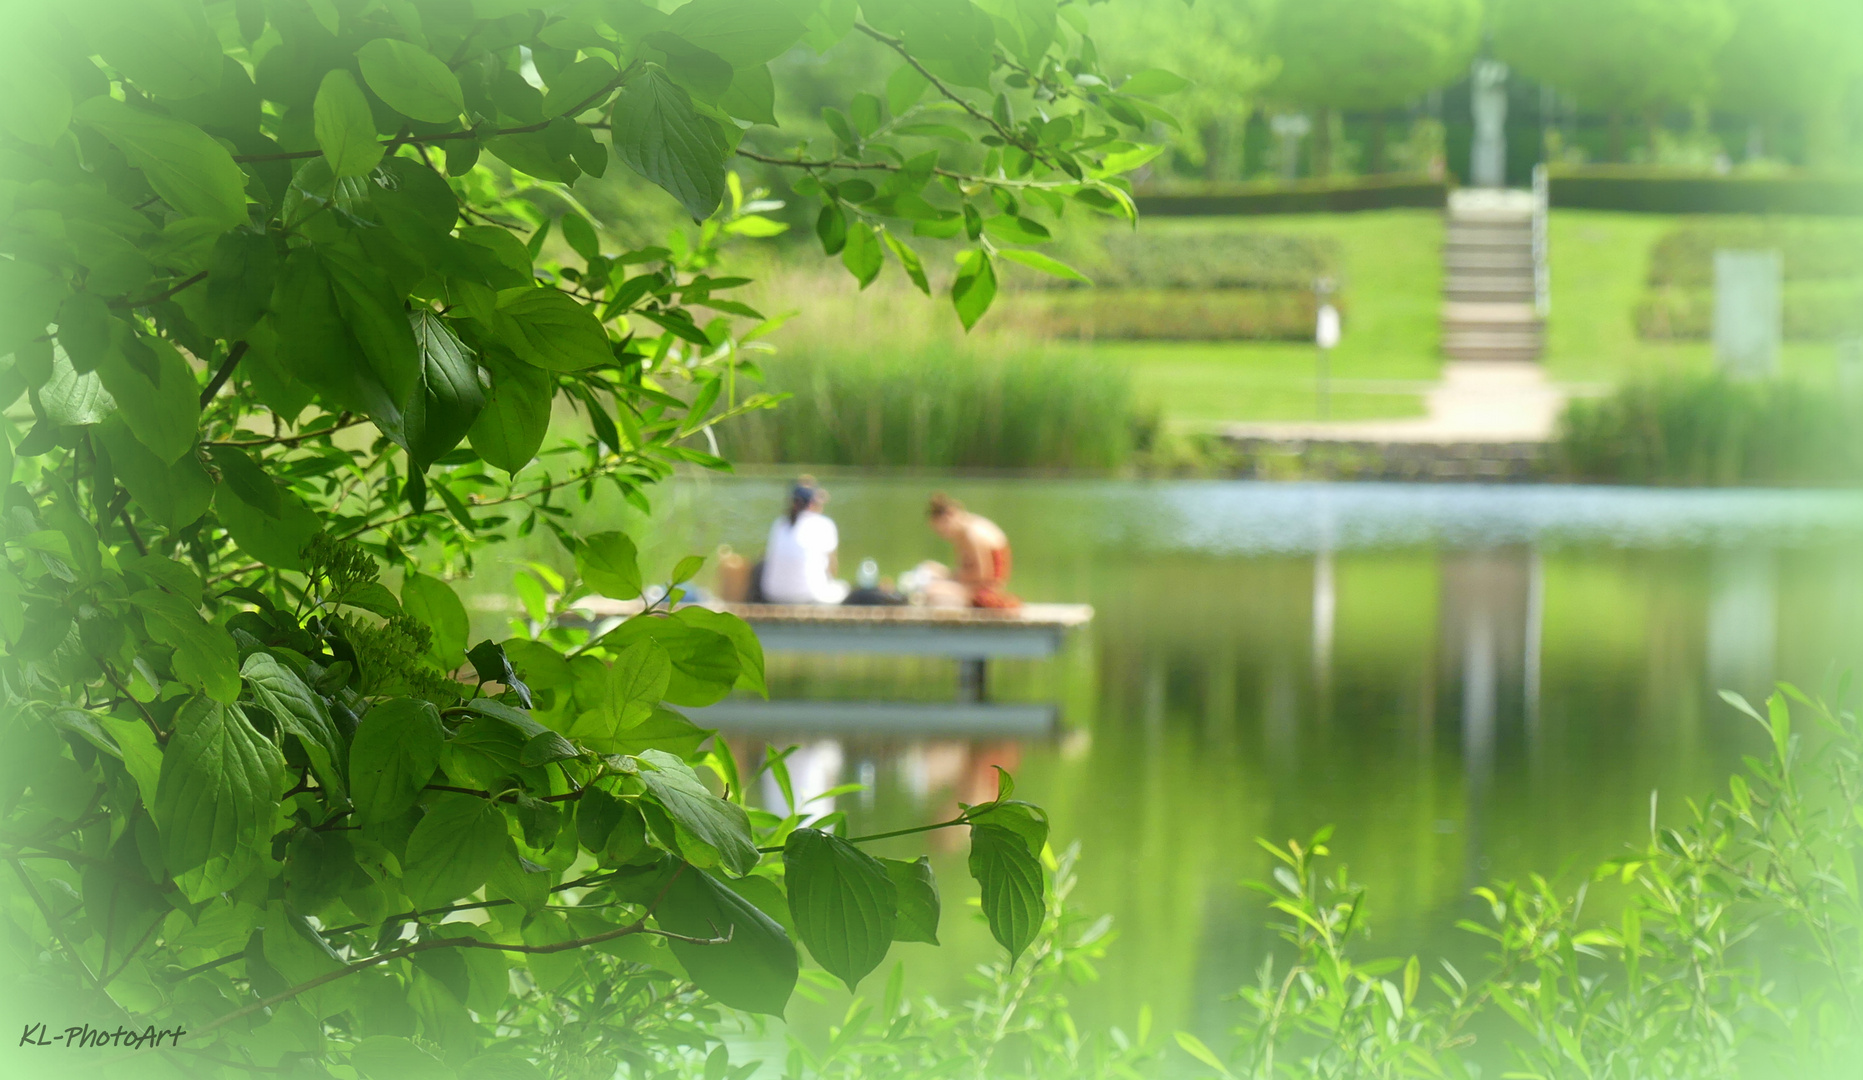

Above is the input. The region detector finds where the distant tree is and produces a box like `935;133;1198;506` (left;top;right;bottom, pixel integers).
1493;0;1736;161
1094;0;1278;182
1715;0;1863;168
1266;0;1482;176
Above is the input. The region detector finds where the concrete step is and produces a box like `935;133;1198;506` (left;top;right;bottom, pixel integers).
1447;252;1536;272
1445;284;1535;301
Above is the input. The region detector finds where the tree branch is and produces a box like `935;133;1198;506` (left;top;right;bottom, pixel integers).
111;271;208;310
107;865;706;1062
198;341;248;407
854;23;1051;166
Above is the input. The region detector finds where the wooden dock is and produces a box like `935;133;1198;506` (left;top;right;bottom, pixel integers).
566;599;1094;735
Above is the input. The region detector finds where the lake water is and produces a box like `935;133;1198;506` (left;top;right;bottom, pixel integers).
464;476;1863;1045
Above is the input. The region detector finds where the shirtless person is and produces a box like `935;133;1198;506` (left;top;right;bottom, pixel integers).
923;493;1020;609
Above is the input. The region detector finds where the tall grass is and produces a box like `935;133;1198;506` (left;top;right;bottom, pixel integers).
720;344;1153;470
1557;375;1863;486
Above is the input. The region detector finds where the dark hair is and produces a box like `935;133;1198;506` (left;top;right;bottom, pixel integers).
928;492;962;520
787;476;820;524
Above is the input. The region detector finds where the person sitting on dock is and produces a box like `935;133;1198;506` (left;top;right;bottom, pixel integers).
924;493;1020;609
761;478;850;604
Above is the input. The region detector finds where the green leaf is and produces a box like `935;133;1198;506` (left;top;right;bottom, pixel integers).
542;56;620;117
655;862;798;1016
590;706;712;758
720;65;777;126
496;288;613;372
357;38;465;124
999;248;1091;284
665;0;808;66
981;215;1052;245
1174;1031;1235;1078
600;615;739;707
815;203;847;256
242;652;347;802
74;97;246;230
0;24;72;146
951;248;997;331
96;418;214;531
559;213;601;262
76;0;222;100
93;337;200;466
468;356;553;474
884;63;930;117
204;231;277;339
207;445;280;518
577;532;642;599
349;698;444;825
968;823;1043;961
882;856;940;944
401;572;470;669
880;230;930;295
0;260;69;359
153;698;285;902
633;749;758;875
403;793;512;907
351;1036;452;1080
610;68;732;220
322;246;421;408
841;220;882;288
784;828;896;989
131;589;240;702
568;639;670;748
39;344;114;425
314;69;385;180
1121;68;1191;96
215;483;321;571
673;607;765;697
406;311;485;468
968;799;1049;856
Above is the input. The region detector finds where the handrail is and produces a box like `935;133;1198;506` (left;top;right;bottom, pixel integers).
1532;163;1551;318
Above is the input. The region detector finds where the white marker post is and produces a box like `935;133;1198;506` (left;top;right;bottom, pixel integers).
1314;276;1341;419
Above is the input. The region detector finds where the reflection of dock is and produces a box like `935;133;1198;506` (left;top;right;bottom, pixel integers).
569;599;1093;735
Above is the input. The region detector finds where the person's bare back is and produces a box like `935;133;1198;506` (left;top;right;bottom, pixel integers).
926;493;1019;608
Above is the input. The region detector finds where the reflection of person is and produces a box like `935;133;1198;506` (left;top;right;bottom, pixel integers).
923;493;1019;609
761;478;849;604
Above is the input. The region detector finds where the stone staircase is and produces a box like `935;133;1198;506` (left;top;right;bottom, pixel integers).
1442;189;1544;362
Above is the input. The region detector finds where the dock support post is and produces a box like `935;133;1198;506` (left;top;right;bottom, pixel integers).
957;658;988;702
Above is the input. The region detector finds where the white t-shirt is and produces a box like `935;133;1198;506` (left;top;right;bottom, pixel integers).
762;511;848;604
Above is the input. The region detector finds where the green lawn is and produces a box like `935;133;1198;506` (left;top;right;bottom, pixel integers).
1063;209;1445;425
1544;210;1839;384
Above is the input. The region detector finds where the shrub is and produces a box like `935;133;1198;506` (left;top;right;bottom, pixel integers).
1014;288;1327;341
1556;375;1863;486
719;347;1153;470
1637;219;1863;341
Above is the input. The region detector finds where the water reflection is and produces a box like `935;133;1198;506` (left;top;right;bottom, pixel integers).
461;478;1863;1037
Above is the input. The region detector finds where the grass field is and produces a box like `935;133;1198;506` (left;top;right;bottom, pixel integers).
1062;210;1444;426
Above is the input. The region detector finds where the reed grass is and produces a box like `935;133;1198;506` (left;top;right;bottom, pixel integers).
1557;374;1863;486
719;343;1154;470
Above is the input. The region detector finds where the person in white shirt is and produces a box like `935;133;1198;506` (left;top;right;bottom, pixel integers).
760;479;850;604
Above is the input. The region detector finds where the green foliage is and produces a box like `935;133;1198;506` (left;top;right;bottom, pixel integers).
1493;0;1737;116
1194;686;1863;1079
0;0;1166;1075
717;346;1151;470
1266;0;1481;113
782;844;1162;1080
1636;219;1863;342
1556;375;1863;486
